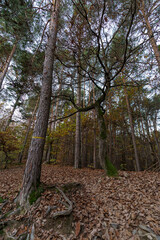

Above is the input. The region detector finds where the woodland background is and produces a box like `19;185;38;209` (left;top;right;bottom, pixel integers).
0;0;160;239
0;0;160;172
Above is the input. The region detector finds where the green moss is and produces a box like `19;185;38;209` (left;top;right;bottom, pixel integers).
0;196;4;203
97;105;104;117
0;229;4;235
29;185;44;205
100;121;107;140
50;159;57;164
120;163;127;171
87;164;94;169
105;157;118;177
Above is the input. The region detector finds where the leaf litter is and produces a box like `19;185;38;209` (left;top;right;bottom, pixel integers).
0;165;159;239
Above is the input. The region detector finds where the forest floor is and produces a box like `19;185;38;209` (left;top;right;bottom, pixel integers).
0;164;160;240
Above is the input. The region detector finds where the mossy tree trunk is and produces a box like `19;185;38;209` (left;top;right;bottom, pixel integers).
95;104;118;176
17;0;60;206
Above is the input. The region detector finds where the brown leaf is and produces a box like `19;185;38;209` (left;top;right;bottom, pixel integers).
75;221;81;237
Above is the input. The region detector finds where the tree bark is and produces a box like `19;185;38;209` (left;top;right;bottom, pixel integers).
92;82;97;168
95;105;106;169
152;116;160;167
3;94;20;131
74;67;81;169
0;44;17;89
123;77;141;171
17;0;60;206
108;94;113;164
137;0;160;69
45;77;62;163
95;103;118;176
18;97;39;163
145;115;158;164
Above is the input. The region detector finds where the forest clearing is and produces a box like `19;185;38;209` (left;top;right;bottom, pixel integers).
0;0;160;239
0;164;160;239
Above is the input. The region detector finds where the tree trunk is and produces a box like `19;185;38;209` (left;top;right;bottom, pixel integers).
92;82;97;168
108;94;113;164
45;78;62;163
123;77;141;171
145;116;157;164
137;0;160;69
95;104;118;176
81;128;88;168
18;97;39;163
17;0;60;206
3;94;20;131
152;116;160;167
74;67;81;169
0;43;17;89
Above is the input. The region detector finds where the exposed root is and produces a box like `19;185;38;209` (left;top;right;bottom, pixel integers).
45;205;58;216
30;223;35;240
0;200;9;213
46;186;73;218
0;207;21;220
1;219;35;240
4;230;29;240
0;183;78;238
0;220;8;230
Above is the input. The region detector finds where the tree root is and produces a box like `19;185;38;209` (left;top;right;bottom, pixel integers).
1;220;35;240
4;230;31;240
46;186;73;218
0;200;9;213
0;220;8;230
0;207;21;220
45;205;58;216
0;183;77;239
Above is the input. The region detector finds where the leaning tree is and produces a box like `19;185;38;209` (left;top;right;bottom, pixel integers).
17;0;61;206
